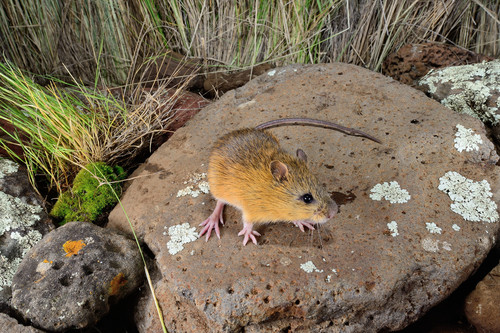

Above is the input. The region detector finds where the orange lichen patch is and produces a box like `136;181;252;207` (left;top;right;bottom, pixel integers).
63;240;86;257
109;273;127;296
43;259;53;264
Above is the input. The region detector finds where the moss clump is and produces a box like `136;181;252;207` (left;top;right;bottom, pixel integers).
50;162;126;225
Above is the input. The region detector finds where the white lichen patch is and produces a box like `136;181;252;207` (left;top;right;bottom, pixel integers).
0;206;43;289
166;223;198;255
387;221;399;237
0;158;18;178
0;255;21;291
421;238;440;252
177;173;210;198
300;260;323;273
425;222;442;234
420;60;500;124
0;191;42;235
438;171;498;223
452;224;461;231
370;181;411;203
442;241;452;251
11;230;42;256
267;69;277;76
197;181;210;194
84;237;95;245
454;124;483;152
421;238;453;253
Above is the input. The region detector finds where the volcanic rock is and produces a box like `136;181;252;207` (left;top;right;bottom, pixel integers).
464;261;500;333
108;63;500;332
0;158;54;313
11;221;144;332
418;60;500;142
382;42;493;87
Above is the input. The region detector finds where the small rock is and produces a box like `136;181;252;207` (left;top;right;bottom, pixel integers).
382;42;493;87
464;262;500;333
0;313;43;333
418;60;500;131
0;158;54;312
167;90;211;133
11;221;144;332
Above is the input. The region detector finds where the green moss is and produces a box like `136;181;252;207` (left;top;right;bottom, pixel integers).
50;162;126;225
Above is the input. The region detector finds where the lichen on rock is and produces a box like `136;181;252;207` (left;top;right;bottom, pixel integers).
369;181;411;203
454;124;483;152
419;60;500;125
0;159;46;292
438;171;498;223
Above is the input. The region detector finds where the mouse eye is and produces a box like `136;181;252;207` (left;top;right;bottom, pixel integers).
301;193;314;204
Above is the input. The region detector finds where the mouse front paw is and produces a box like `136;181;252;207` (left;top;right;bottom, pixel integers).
199;200;225;241
292;220;315;232
238;222;261;246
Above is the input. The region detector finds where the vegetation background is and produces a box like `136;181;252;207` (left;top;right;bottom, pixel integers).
0;0;499;192
0;1;498;331
1;0;498;85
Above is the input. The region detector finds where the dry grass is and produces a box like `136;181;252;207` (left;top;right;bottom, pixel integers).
0;59;191;192
1;1;498;84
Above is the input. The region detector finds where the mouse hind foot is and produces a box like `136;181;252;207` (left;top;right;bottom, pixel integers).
238;222;261;246
199;200;225;241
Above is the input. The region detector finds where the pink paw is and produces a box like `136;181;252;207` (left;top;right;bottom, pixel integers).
199;201;225;241
238;223;261;245
292;220;315;232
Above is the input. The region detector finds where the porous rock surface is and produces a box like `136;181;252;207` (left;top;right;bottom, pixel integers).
108;63;500;332
382;42;493;88
464;261;500;333
11;221;144;332
0;158;54;313
0;313;43;333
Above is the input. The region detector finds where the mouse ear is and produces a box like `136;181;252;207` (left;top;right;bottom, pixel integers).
270;160;289;182
296;149;307;162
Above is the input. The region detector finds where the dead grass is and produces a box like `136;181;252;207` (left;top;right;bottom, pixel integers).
1;1;498;84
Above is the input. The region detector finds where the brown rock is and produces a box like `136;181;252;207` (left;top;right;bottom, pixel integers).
138;51;204;89
203;63;274;97
108;63;500;332
464;262;500;333
382;43;493;87
0;120;26;159
166;90;211;133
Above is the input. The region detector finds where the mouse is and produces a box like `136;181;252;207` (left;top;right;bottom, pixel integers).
199;117;380;245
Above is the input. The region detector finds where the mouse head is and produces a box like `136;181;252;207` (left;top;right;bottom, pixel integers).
269;149;338;224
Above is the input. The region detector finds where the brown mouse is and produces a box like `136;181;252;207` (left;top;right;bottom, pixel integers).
199;117;380;245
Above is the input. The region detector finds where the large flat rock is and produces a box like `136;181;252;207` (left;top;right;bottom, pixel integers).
108;63;500;332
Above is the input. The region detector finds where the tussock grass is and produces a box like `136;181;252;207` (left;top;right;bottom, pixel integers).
1;1;498;84
0;61;189;193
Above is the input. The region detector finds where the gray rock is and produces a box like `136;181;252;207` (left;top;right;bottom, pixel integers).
108;63;500;332
0;313;44;333
0;158;54;313
11;221;144;332
418;60;500;138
